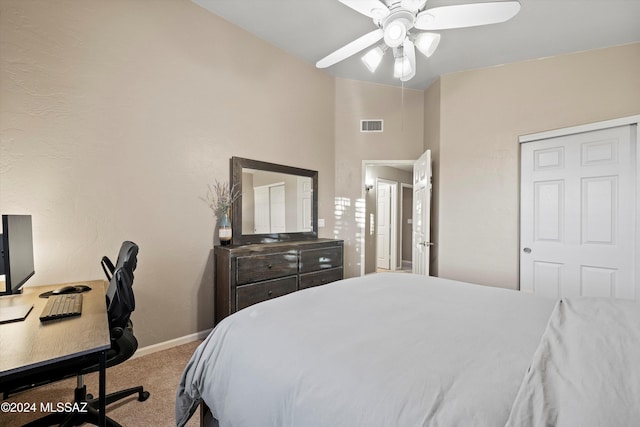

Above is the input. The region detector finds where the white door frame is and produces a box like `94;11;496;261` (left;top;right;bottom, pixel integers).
361;160;415;276
519;114;640;299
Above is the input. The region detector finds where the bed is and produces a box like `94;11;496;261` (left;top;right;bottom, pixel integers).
176;273;640;427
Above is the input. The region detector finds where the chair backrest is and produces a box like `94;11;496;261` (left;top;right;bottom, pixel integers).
105;266;135;330
101;241;139;282
115;241;138;279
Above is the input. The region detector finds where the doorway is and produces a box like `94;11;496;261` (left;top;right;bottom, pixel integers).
361;161;415;275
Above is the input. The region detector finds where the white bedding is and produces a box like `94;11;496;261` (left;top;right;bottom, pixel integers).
176;273;557;427
506;298;640;426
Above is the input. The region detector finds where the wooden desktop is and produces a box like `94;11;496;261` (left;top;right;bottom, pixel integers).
0;280;110;426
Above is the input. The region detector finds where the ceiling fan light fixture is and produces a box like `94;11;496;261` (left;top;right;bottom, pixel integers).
384;20;407;48
393;52;412;79
414;32;441;57
361;45;385;73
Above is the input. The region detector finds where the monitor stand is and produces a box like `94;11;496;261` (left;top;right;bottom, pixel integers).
0;304;33;324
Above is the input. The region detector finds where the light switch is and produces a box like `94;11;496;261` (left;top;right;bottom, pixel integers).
318;218;325;227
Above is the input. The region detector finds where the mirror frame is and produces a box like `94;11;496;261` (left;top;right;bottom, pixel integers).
230;156;318;245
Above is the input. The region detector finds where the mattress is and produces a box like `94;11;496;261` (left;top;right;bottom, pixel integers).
176;273;559;426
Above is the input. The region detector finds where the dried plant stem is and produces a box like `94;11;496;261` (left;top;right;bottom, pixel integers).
201;180;240;220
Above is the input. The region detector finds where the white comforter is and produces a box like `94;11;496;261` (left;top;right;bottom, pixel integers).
176;273;557;427
506;298;640;426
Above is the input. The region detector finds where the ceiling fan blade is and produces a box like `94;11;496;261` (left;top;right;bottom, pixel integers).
338;0;390;19
400;39;416;82
316;29;384;68
415;1;521;30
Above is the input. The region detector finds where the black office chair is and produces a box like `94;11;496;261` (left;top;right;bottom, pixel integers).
1;243;149;427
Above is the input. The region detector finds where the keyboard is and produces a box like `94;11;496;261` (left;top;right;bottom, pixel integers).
39;294;83;321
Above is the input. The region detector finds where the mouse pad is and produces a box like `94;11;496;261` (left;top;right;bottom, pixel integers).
39;287;92;298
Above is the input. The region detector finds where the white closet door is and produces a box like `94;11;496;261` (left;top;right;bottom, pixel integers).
269;184;286;233
297;177;312;232
253;186;270;234
520;125;636;299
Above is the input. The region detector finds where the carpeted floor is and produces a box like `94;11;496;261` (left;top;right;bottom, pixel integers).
2;340;202;427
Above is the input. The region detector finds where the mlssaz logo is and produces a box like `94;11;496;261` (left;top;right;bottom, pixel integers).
40;402;89;413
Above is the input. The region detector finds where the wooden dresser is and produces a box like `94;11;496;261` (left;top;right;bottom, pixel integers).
214;239;343;324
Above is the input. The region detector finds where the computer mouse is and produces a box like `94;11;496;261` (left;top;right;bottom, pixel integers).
52;285;77;295
74;285;92;293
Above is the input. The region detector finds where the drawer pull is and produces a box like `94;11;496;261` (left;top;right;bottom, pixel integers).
267;264;273;269
268;290;273;297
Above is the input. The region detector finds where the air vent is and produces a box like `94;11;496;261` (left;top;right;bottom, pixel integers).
360;120;383;133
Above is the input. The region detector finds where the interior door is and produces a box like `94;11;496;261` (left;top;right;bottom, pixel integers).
520;125;636;299
376;182;391;270
412;150;432;275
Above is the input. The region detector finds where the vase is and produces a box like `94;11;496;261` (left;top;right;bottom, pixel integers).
218;211;232;246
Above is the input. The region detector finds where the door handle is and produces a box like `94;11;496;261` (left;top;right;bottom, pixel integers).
418;241;434;246
523;247;532;254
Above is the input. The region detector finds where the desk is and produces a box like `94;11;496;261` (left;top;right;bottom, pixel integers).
0;280;110;426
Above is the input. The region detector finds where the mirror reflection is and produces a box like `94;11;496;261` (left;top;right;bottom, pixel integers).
241;169;313;235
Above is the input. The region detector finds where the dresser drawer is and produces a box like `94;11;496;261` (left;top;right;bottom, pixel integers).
299;267;343;290
236;276;298;310
299;246;343;273
236;252;298;285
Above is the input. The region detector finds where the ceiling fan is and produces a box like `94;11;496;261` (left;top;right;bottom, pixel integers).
316;0;521;82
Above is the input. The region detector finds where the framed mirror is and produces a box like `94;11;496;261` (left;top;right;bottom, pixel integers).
230;157;318;245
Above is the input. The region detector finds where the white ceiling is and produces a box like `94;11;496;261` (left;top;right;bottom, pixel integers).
192;0;640;90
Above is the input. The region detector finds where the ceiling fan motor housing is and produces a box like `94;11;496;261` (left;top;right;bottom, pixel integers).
381;8;416;47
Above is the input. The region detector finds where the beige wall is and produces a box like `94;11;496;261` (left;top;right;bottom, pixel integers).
334;78;425;278
0;0;335;346
435;42;640;289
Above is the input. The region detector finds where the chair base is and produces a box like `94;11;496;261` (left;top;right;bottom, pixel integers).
22;384;150;427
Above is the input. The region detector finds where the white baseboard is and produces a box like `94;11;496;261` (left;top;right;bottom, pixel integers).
133;329;212;359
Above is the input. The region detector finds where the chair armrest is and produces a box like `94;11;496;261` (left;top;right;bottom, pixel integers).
101;256;115;281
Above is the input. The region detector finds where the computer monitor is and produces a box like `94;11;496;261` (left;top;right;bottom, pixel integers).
0;214;35;295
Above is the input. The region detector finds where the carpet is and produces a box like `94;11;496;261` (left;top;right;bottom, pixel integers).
2;340;202;426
